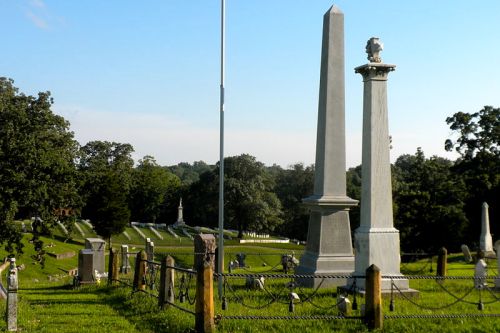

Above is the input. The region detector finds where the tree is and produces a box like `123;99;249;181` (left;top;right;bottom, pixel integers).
0;78;80;255
167;161;214;186
445;106;499;159
184;169;218;227
130;156;181;224
90;170;130;241
445;106;500;246
273;163;314;240
346;165;362;231
223;155;283;237
78;141;134;242
186;154;283;238
393;148;467;252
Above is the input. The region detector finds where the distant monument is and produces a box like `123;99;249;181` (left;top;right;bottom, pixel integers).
172;198;186;228
480;202;494;256
347;38;413;293
296;5;358;287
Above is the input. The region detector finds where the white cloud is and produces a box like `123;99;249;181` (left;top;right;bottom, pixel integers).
26;10;48;30
57;105;455;170
55;105;322;167
30;0;46;9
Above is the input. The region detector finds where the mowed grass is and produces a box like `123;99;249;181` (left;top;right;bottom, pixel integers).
1;283;144;333
1;233;499;332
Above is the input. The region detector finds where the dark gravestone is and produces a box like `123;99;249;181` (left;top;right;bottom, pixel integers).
236;253;246;268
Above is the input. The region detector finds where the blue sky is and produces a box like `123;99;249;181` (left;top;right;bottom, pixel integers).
2;1;500;168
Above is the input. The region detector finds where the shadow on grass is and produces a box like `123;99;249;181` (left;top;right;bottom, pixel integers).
52;235;85;246
28;299;106;306
20;284;74;291
102;286;196;333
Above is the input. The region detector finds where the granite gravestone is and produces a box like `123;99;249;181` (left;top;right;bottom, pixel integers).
461;244;473;263
474;252;488;289
6;259;18;332
84;238;106;274
78;249;94;283
120;245;131;274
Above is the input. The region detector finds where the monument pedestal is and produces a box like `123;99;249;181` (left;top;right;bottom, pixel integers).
351;228;409;291
296;196;357;287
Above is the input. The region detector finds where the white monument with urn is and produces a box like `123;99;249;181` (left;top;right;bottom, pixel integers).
348;38;412;292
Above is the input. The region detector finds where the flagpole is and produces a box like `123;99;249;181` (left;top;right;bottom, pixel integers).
217;0;225;300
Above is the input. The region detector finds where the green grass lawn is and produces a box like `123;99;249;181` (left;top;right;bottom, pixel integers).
7;283;145;333
1;233;499;332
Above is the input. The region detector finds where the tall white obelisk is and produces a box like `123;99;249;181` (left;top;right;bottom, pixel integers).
480;202;494;256
296;5;358;287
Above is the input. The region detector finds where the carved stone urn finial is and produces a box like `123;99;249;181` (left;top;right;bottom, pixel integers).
366;37;383;63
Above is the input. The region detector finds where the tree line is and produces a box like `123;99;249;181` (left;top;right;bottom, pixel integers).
0;78;498;257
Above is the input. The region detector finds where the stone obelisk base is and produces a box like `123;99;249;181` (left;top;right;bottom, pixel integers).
296;197;356;288
343;227;418;296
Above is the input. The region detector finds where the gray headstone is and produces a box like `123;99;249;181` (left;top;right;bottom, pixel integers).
6;259;18;332
84;238;106;274
236;253;246;268
337;295;351;315
78;249;95;283
245;276;265;290
461;244;473;263
120;245;131;274
474;259;488;289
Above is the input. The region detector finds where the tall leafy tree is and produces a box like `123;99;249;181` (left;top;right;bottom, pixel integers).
223;155;283;237
167;161;214;186
77;141;134;242
130;156;181;224
184;169;218;227
186;154;283;238
274;163;314;240
393;148;467;252
445;106;500;245
0;78;80;255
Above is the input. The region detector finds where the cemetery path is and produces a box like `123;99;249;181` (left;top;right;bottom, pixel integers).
15;284;144;333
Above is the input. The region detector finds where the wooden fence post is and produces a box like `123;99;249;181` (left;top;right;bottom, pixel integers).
159;255;175;308
133;250;147;291
436;247;447;277
365;264;382;330
194;234;216;333
108;248;119;285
